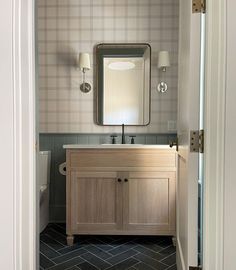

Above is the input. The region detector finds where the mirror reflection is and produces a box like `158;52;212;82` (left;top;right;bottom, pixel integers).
96;44;151;126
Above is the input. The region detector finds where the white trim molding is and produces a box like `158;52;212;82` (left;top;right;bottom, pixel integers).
13;0;36;269
0;0;15;268
223;1;236;269
203;0;226;269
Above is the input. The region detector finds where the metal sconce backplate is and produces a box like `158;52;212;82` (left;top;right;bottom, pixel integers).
157;82;168;93
80;82;91;93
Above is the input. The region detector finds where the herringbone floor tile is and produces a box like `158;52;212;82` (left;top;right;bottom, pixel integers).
40;224;176;270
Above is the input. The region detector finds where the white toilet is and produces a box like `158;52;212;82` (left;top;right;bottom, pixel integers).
39;151;51;233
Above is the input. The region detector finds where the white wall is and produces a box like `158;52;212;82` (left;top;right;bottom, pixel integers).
0;0;15;268
224;1;236;269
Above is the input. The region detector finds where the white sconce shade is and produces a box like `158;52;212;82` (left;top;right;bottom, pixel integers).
76;52;92;93
77;53;91;70
158;51;170;70
157;51;171;94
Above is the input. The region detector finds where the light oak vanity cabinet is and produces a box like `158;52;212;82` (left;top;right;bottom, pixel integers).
65;146;176;245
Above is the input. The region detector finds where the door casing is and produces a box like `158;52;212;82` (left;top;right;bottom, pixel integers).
8;0;226;269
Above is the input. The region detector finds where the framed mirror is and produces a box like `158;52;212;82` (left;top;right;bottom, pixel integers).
96;43;151;126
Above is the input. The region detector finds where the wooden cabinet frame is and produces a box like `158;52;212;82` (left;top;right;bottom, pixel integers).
66;148;176;245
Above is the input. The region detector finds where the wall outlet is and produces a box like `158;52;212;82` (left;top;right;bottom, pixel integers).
168;120;177;132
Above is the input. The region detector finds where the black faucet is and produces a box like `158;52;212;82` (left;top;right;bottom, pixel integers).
121;124;125;144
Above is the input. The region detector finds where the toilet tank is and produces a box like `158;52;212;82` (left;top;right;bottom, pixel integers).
39;151;51;186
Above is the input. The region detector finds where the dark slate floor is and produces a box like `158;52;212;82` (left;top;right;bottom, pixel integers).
40;223;176;270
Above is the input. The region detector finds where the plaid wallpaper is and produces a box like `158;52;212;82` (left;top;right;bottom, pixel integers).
37;0;179;133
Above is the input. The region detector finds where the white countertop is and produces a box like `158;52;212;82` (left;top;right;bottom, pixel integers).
63;144;171;149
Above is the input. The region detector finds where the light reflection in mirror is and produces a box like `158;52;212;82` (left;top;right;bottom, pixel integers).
108;61;136;70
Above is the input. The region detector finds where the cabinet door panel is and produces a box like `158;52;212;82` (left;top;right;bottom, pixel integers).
129;178;169;224
123;171;176;234
70;171;122;233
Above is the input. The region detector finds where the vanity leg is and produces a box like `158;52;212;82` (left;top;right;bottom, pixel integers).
172;236;176;247
67;235;74;246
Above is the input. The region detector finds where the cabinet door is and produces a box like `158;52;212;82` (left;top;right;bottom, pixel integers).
123;171;176;235
69;171;123;234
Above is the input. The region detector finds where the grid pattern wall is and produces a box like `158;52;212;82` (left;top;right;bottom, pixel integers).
37;0;179;133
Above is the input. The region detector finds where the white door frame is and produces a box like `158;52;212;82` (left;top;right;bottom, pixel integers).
203;0;226;269
11;0;37;269
9;0;226;269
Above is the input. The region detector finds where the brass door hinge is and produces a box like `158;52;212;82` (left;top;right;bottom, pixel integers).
192;0;206;13
190;130;204;153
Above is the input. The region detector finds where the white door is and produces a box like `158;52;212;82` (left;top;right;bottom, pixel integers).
176;1;204;269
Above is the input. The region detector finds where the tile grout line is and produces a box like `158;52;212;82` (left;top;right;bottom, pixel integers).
106;248;140;261
105;239;139;254
159;251;176;262
133;252;170;267
132;260;158;270
87;243;114;257
46;252;88;270
40;252;56;266
77;256;100;270
81;251;112;268
104;252;141;270
51;248;87;262
40;240;62;256
43;232;67;248
57;244;84;253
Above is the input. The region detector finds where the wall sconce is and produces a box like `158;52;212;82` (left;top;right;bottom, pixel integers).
77;53;91;93
157;51;170;93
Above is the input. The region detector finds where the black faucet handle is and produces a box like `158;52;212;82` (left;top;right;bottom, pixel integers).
129;135;136;144
110;135;117;144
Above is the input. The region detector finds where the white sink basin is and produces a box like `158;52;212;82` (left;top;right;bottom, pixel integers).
63;144;171;149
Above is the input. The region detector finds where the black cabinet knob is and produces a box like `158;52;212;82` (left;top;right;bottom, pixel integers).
118;178;122;182
124;179;128;182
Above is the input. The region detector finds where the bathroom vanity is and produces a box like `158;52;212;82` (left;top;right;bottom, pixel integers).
64;145;176;246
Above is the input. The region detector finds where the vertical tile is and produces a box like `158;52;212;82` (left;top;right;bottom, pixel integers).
133;135;146;144
156;134;170;145
53;135;77;206
88;135;101;145
145;135;157;145
77;134;89;144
